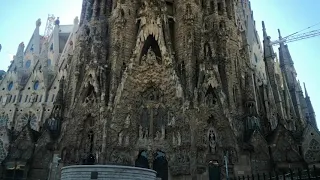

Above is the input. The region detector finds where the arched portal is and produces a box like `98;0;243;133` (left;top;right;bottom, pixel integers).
135;150;149;169
153;151;168;180
140;35;162;64
208;160;221;180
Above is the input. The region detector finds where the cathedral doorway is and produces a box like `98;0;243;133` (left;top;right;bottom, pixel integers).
135;150;149;169
3;167;25;180
153;151;168;180
209;160;221;180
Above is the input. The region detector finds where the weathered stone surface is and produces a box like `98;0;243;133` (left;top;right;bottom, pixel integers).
0;0;318;179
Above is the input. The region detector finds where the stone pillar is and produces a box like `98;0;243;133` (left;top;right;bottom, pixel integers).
53;22;60;65
34;19;41;54
72;17;79;50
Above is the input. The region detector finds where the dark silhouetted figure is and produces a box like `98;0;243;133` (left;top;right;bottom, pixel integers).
153;151;168;180
55;17;60;26
135;151;149;169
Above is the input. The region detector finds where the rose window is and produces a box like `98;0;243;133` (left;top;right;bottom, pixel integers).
17;112;38;131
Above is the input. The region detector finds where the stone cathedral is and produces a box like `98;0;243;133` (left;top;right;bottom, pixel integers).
0;0;318;179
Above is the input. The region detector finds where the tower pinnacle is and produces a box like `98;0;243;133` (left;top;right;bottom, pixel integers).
304;82;309;97
262;21;268;39
278;29;282;39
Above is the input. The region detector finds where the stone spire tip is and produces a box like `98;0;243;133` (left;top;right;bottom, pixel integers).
304;82;309;97
278;29;282;39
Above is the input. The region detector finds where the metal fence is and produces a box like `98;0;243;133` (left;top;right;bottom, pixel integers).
229;166;319;180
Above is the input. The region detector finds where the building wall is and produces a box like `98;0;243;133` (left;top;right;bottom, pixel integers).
0;19;77;168
0;1;318;180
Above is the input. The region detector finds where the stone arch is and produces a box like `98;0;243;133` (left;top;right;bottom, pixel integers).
208;160;221;180
135;150;149;169
207;120;217;154
205;85;217;107
140;35;162;64
82;82;96;104
153;151;168;180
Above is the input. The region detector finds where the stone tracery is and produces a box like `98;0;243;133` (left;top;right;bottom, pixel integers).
138;87;169;141
17;112;38;131
1;0;316;179
305;139;320;162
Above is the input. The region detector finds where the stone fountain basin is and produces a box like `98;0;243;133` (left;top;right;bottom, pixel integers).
61;165;157;180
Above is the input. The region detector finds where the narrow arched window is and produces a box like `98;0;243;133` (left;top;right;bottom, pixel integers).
25;60;31;68
34;81;39;90
8;82;13;91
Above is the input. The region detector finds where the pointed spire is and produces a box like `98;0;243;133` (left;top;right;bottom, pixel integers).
297;80;302;92
303;82;317;128
245;71;255;102
278;29;294;68
15;42;25;68
262;21;276;59
304;82;309;97
262;21;268;39
278;29;282;39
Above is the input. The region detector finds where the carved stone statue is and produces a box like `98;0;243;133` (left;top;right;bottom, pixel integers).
36;18;41;27
139;107;149;139
145;47;157;65
74;16;79;25
118;132;123;145
124;114;131;128
208;129;216;153
173;131;182;146
154;106;167;140
167;112;175;126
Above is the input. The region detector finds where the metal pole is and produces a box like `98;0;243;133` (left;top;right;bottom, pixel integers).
47;163;52;180
225;151;229;180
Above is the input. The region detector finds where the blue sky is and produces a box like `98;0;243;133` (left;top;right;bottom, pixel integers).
0;0;82;67
0;0;319;126
250;0;320;127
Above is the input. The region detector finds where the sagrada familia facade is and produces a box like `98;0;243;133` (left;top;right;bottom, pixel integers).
0;0;317;179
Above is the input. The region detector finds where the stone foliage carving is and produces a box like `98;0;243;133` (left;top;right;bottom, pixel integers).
170;149;190;175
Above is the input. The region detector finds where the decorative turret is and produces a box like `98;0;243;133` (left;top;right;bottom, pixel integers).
243;71;261;141
174;0;202;101
262;21;276;59
278;29;303;121
304;83;317;129
47;77;64;139
33;18;41;55
262;21;285;120
15;42;25;69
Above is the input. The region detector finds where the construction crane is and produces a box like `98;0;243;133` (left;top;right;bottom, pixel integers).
43;14;56;40
270;22;320;46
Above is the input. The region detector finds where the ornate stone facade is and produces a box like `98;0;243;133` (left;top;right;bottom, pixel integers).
0;0;318;179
